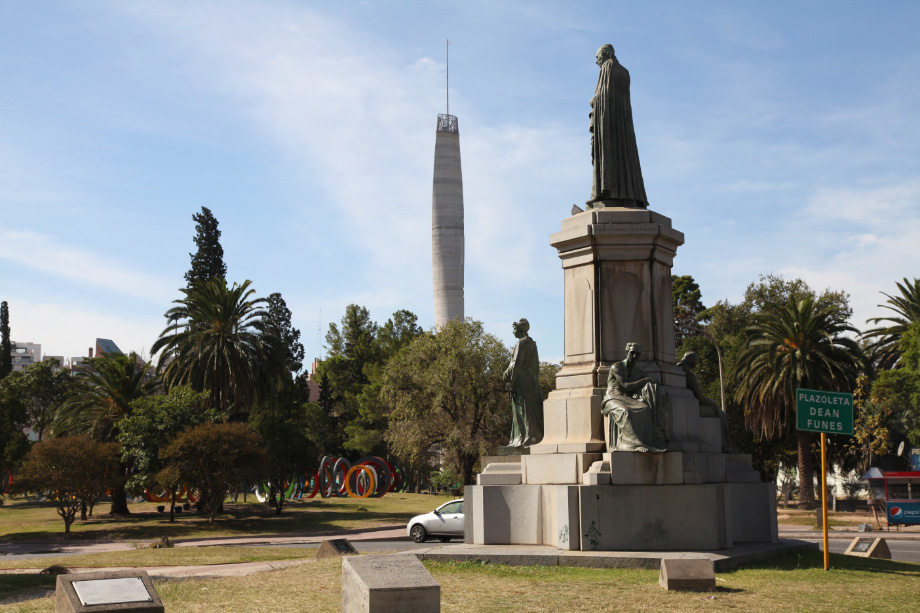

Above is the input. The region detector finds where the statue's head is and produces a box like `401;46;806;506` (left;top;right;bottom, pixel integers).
679;352;699;368
625;342;642;361
596;44;614;66
513;318;530;338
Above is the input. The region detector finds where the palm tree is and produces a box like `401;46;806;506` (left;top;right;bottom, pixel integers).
56;353;156;440
55;352;157;514
861;277;920;369
151;278;282;417
733;296;866;508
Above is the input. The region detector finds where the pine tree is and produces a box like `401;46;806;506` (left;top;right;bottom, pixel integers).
672;275;708;348
0;301;11;380
265;292;304;374
184;207;227;286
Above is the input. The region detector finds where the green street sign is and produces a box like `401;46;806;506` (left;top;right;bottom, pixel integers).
796;388;854;435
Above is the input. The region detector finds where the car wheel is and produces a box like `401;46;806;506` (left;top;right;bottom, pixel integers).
410;524;428;543
438;536;452;543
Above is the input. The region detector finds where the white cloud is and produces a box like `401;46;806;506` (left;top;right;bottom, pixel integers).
778;179;920;330
5;298;163;361
803;180;920;225
0;229;174;302
101;1;590;325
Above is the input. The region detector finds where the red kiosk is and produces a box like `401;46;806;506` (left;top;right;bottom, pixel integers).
863;467;920;528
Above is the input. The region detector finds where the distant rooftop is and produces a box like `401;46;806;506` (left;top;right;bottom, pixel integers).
95;338;123;356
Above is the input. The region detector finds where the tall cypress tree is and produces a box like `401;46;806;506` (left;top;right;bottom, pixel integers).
184;207;227;286
265;292;304;375
0;301;11;380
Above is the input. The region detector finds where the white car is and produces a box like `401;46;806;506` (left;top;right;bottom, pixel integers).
407;499;464;543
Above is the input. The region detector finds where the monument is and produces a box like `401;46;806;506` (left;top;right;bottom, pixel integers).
432;42;464;328
468;44;778;551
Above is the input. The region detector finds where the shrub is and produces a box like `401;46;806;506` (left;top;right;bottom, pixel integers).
159;422;268;523
14;437;120;533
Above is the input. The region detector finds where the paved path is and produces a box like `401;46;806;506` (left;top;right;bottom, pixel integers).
3;523;919;580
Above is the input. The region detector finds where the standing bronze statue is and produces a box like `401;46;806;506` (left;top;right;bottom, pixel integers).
588;43;648;209
677;352;739;453
502;318;544;452
601;342;668;452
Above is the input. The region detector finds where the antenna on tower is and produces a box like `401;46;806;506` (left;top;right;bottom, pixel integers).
446;39;450;116
317;309;322;358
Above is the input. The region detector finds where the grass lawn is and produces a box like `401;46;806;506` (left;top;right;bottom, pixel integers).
0;546;317;570
776;507;885;529
0;493;454;543
2;550;918;612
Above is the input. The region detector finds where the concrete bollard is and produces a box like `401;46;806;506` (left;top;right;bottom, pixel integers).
342;554;439;612
659;558;716;592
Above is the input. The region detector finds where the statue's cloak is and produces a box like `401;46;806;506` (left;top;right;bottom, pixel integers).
590;56;648;206
506;336;544;447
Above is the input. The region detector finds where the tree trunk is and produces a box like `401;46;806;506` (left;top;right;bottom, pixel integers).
169;489;177;523
797;430;816;509
80;501;87;521
461;455;476;488
109;485;130;515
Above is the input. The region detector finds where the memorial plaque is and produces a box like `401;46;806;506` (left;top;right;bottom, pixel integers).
851;538;873;553
73;578;152;606
333;540;354;553
844;536;891;559
55;569;163;613
317;538;358;559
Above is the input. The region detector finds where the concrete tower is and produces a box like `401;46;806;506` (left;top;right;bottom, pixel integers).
432;44;464;328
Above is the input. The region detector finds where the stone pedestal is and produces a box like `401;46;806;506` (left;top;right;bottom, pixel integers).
531;208;712;456
469;207;778;552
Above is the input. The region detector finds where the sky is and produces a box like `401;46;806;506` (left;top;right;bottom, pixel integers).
1;1;919;366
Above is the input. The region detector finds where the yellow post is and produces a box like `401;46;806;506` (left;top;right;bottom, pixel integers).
821;432;830;571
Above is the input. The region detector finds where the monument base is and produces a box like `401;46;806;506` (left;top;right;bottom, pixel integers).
469;452;777;552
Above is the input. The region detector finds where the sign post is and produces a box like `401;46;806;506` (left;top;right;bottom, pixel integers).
796;388;854;571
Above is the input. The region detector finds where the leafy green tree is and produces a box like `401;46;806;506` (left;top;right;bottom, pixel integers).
185;206;227;285
862;277;920;369
344;310;423;458
0;301;11;380
56;352;157;514
538;362;560;400
742;273;852;319
382;319;511;485
4;358;73;442
304;372;341;457
265;292;304;374
870;321;920;447
849;375;892;475
377;310;423;358
672;275;708;348
249;378;315;515
0;380;29;477
118;387;214;521
152;278;282;418
677;274;856;484
57;354;156;441
314;307;423;458
13;437;120;533
733;295;866;507
323;304;380;383
159;422;268;523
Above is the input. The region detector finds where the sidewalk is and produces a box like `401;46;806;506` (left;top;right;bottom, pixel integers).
0;525;407;557
778;523;920;540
